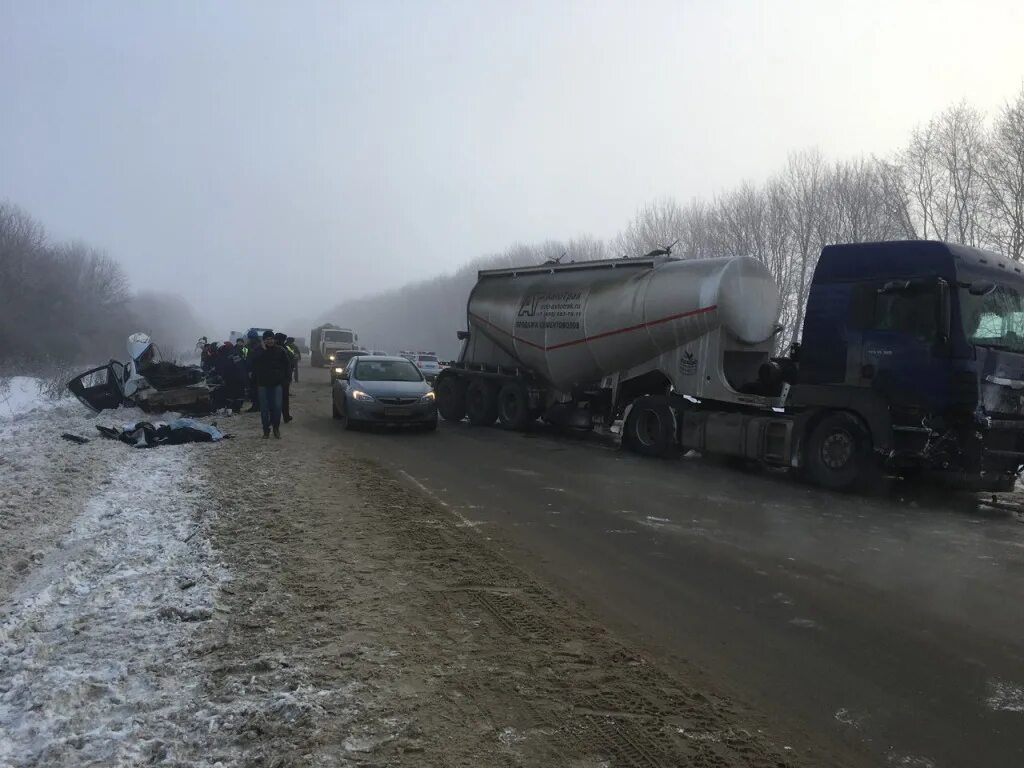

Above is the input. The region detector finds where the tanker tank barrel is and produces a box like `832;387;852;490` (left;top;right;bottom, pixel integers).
465;255;780;388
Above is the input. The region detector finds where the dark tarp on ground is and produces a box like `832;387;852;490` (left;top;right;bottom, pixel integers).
95;418;227;448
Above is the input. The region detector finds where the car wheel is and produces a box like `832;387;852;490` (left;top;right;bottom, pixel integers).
622;396;676;458
465;378;498;426
422;417;438;432
804;411;871;491
332;398;342;420
497;381;532;430
436;376;466;422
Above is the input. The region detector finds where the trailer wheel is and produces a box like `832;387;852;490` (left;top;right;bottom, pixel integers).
436;376;466;422
622;396;676;458
804;412;871;491
465;379;498;426
497;381;532;430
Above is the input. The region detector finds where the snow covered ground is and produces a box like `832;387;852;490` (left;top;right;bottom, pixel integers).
0;442;225;765
0;389;359;767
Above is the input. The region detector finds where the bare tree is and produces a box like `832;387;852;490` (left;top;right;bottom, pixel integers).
981;87;1024;260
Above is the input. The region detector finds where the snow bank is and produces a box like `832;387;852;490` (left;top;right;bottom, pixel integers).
0;441;226;766
0;377;65;421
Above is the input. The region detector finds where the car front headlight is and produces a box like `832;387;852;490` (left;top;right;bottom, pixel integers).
333;367;344;374
420;391;436;403
350;389;375;402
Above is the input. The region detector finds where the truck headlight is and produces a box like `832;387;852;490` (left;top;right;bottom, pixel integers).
328;354;335;361
420;391;436;403
350;389;375;402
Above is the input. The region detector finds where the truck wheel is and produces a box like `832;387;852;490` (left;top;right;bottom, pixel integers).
804;412;871;491
497;382;532;430
622;396;676;458
465;379;498;426
436;376;466;422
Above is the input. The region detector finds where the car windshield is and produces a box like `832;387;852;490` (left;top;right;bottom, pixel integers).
324;330;353;343
353;359;423;382
960;284;1024;353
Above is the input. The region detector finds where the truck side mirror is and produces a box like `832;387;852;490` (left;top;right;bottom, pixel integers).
968;280;995;296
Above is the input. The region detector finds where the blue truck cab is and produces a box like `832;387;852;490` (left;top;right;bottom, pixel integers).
791;241;1024;491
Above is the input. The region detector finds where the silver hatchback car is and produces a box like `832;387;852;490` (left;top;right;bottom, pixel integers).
332;355;437;430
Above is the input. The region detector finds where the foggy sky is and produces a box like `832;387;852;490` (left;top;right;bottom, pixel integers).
2;0;1023;339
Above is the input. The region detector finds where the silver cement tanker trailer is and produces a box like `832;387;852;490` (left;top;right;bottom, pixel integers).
436;251;788;450
435;241;1024;493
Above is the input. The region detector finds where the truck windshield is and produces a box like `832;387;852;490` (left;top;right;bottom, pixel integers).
324;330;353;343
960;285;1024;353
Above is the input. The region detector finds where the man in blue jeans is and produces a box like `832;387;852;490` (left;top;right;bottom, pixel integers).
250;330;291;438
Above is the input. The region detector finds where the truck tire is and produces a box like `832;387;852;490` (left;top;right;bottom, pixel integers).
465;378;498;426
622;396;676;458
436;376;466;422
804;411;871;491
497;381;532;430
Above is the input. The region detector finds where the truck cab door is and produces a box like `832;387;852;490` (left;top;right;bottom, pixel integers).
857;278;951;416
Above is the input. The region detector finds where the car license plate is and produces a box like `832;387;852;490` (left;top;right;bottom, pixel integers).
385;407;411;416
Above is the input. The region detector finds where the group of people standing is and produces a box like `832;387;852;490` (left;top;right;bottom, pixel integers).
201;331;301;438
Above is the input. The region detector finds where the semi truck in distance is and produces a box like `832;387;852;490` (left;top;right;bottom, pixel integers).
309;324;358;368
433;241;1024;492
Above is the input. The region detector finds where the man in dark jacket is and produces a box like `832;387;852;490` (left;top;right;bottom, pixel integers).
275;332;295;423
251;330;291;438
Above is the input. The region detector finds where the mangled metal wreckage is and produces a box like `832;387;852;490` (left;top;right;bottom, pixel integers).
69;333;217;414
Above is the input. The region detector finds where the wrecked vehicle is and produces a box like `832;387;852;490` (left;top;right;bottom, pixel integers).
68;333;218;414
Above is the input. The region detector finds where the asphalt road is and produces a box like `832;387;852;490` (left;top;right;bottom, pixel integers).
302;365;1024;768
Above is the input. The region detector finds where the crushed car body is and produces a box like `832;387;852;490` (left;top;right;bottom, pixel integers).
68;333;217;414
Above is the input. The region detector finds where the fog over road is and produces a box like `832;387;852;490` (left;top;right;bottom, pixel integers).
304;364;1024;768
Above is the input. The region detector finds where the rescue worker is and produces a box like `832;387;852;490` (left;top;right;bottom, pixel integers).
251;330;290;438
286;337;301;382
275;332;295;422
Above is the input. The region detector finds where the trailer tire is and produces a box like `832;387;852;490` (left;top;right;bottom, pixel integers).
622;396;676;458
497;381;532;430
465;379;498;426
436;376;466;422
804;411;871;491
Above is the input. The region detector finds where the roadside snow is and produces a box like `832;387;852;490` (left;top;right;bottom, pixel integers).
0;377;67;421
0;434;224;766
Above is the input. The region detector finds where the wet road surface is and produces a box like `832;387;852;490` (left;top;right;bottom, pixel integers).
303;367;1024;767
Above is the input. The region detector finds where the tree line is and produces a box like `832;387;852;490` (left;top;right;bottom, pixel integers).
322;87;1024;357
0;203;204;371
